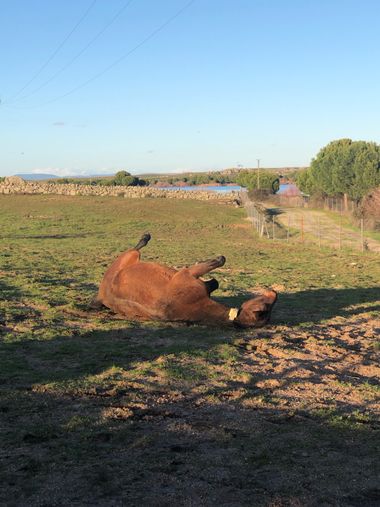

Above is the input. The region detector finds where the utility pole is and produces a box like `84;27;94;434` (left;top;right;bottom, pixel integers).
257;159;260;189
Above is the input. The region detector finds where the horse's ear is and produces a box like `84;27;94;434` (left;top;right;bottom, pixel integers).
261;290;277;305
243;290;277;310
244;300;266;312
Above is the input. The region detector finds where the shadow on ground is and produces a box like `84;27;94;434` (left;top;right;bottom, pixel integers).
1;283;379;506
1;320;379;506
218;286;380;325
0;280;24;301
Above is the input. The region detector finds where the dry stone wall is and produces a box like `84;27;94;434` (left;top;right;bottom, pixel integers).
0;177;240;204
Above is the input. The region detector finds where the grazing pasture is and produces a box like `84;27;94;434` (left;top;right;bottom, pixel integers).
1;195;379;506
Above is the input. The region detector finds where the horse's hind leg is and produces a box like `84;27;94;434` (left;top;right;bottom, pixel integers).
188;256;226;278
134;233;151;251
92;234;151;309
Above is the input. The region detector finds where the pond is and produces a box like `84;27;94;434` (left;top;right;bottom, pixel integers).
157;185;243;193
157;183;297;194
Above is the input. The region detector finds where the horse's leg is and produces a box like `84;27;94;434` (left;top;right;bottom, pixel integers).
117;233;152;269
92;233;151;309
134;232;151;251
204;278;219;295
188;256;226;278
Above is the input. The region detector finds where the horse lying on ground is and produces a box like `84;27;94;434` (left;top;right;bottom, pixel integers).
92;233;277;328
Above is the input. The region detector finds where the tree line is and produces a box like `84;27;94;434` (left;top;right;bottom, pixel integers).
51;171;148;187
49;169;280;191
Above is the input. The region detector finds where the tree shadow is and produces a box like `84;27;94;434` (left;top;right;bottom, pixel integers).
274;286;380;325
265;207;285;217
1;321;379;506
0;324;228;387
1;278;379;505
215;286;380;326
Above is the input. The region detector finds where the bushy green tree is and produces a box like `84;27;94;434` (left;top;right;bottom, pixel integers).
350;141;380;199
308;139;380;200
112;170;136;186
295;168;318;195
234;170;278;191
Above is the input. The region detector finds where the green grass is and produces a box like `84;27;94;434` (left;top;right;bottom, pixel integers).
1;194;379;506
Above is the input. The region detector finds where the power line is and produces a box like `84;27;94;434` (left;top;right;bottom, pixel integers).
5;0;97;102
7;0;196;109
7;0;135;105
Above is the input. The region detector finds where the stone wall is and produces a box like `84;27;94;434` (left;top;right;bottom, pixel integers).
0;177;240;205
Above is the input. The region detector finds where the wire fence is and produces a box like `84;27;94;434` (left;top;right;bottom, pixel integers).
240;191;378;253
270;194;358;214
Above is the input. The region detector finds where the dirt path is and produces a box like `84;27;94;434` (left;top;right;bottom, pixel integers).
275;207;380;253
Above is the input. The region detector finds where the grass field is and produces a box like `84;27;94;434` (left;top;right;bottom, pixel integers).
1;194;379;506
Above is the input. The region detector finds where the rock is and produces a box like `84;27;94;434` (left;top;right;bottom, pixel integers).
4;176;25;185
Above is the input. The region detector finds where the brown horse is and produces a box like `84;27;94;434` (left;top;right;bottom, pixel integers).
92;233;277;328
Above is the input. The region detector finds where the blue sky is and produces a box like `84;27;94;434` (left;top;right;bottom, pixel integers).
1;0;380;176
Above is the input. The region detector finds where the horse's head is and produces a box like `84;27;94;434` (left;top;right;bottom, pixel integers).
234;290;277;328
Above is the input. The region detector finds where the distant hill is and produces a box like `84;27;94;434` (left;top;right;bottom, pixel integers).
13;173;116;181
15;173;59;180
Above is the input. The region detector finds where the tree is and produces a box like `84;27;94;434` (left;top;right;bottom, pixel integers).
107;170;148;187
350;141;380;200
307;139;380;201
295;168;318;195
234;170;278;192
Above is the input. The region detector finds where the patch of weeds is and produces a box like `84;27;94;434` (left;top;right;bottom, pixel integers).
256;393;281;406
158;356;210;382
334;380;354;389
214;343;240;363
296;322;315;329
361;381;380;394
312;407;375;430
64;415;95;431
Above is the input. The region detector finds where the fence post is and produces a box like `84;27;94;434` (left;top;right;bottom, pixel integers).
339;213;342;250
287;215;290;242
361;218;364;252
